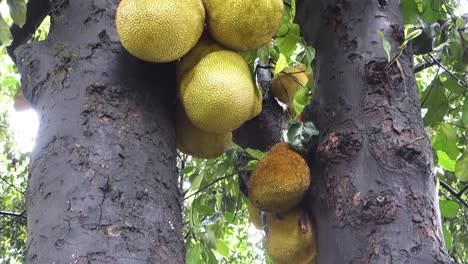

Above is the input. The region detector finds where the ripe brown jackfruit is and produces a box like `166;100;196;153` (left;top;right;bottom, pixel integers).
271;65;309;108
115;0;205;62
176;106;232;159
202;0;284;51
266;209;317;264
248;142;311;213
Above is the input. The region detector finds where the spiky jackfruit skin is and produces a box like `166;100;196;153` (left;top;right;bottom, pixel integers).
271;65;309;108
248;143;311;213
248;87;263;120
247;199;263;229
176;35;225;88
202;0;284;51
115;0;205;62
266;209;317;264
180;50;256;133
176;106;232;159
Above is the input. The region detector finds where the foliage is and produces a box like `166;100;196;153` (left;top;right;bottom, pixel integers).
179;148;271;264
401;0;468;262
0;45;27;264
0;0;466;264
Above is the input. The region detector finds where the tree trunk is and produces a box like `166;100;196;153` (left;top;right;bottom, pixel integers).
297;1;453;263
16;1;184;263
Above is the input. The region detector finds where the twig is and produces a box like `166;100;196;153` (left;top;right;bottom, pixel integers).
426;54;467;87
0;210;25;218
414;59;438;73
458;184;468;196
400;136;428;148
183;172;239;201
439;180;468;208
7;0;51;62
0;210;27;225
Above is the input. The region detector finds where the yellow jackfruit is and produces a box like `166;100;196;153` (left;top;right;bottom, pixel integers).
177;36;225;97
202;0;284;51
248;87;263;120
266;209;317;264
247;199;263;229
115;0;205;62
179;50;256;133
248;142;311;213
176;106;232;159
271;65;309;108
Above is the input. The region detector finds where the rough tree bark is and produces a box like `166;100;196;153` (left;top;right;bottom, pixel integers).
297;1;453;263
15;0;184;263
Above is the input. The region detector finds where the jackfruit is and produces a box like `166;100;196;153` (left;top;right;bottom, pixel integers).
271;65;309;108
202;0;284;51
179;50;256;133
248;142;311;213
115;0;205;62
248;87;263;120
177;35;224;96
266;209;316;264
176;106;232;159
176;35;225;82
247;199;263;229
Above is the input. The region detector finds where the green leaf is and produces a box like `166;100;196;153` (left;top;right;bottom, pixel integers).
442;224;452;251
404;29;422;44
187;243;202;264
277;23;301;59
245;148;266;160
0;14;13;46
216;240;230;257
287;120;319;154
240;160;258;171
439;200;460;218
455;153;468;182
296;45;315;74
463;96;468;127
293;82;313;117
431;123;460;160
277;5;292;36
436;151;456;171
439;74;465;94
422;79;448;126
422;0;441;23
402;0;420;24
191;172;205;190
377;31;391;62
275;53;287;74
256;45;270;64
7;0;27;28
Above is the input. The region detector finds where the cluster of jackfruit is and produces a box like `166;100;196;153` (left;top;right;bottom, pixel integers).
247;142;317;263
115;0;284;159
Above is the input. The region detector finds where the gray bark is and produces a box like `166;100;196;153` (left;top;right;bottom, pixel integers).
16;0;184;263
297;0;453;263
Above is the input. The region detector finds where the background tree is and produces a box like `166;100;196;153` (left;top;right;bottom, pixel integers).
0;0;467;263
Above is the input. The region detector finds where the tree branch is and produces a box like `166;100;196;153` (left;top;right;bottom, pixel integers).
183;172;239;201
7;0;51;62
0;210;25;218
439;180;468;208
0;210;27;225
426;54;467;87
414;58;437;73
